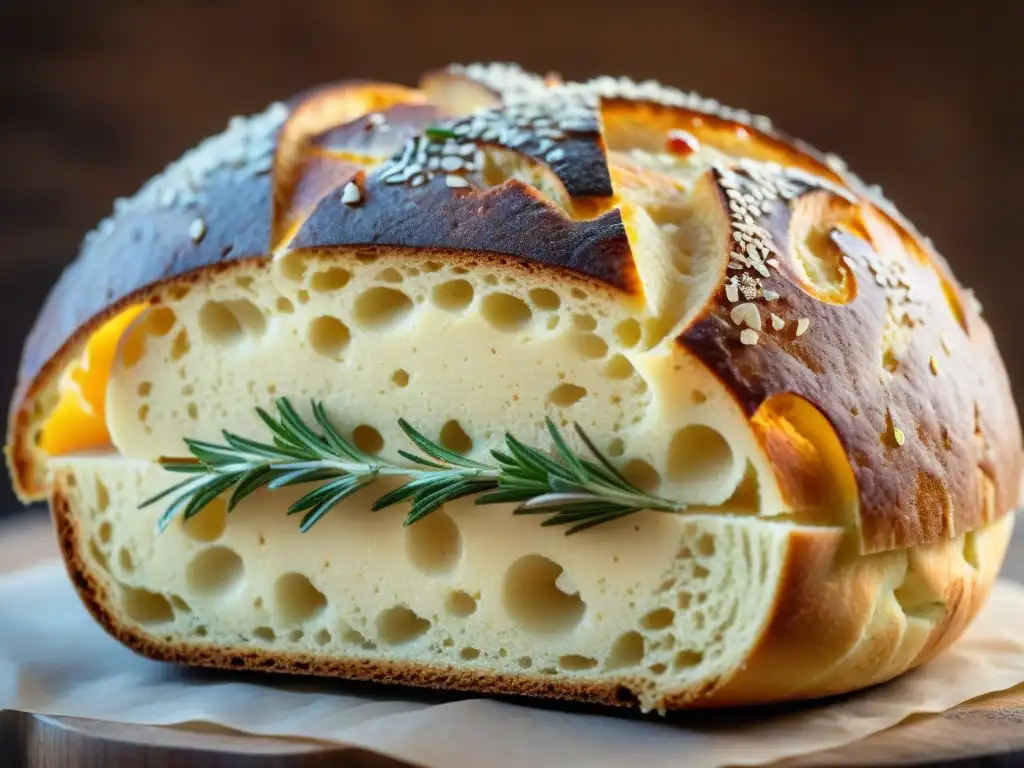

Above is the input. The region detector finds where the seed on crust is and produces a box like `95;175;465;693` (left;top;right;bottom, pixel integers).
341;182;362;206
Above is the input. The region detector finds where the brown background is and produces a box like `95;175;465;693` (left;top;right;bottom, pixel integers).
1;0;1022;516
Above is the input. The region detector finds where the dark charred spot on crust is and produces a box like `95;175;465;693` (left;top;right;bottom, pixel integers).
292;175;638;294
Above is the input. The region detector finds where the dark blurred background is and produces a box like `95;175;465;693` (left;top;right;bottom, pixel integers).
1;0;1022;516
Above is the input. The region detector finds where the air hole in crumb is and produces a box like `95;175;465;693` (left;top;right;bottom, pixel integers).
309;316;351;359
186;546;244;597
118;547;135;574
406;511;462;575
573;314;597;332
667;426;734;488
138;405;149;423
423;261;443;272
254;626;276;642
376;606;431;645
275;296;295;314
649;663;667;675
341;623;377;650
98;521;112;544
310;267;351;292
170;329;190;360
607;438;625;458
378;267;403;284
559;654;598;671
289;629;304;643
518;656;533;669
147;306;177;336
529;288;561;310
89;539;109;572
697;534;716;557
446;590;477;617
279;252;309;281
198;299;265;344
297;289;310;304
274;573;327;625
678;591;694;610
674;649;704;670
546;315;560;331
571;287;588;300
548;383;587;408
570;333;609;359
167;284;191;301
439;420;473;454
694;564;710;580
182;496;228;542
622;459;661;494
691;390;708;405
352;425;384;454
641;608;675;630
314;628;332;646
481;293;532;332
187;402;199;420
484;275;499;286
392;369;410;387
460;647;480;660
605;354;634;380
504;555;586;634
614;318;642;348
96;480;111;513
353;287;413;329
122;587;173;625
169;595;191;613
196;625;208;637
431;279;475;312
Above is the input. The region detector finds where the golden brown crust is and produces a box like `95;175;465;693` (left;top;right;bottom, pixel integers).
8;63;1023;559
49;467;1013;711
677;166;1022;552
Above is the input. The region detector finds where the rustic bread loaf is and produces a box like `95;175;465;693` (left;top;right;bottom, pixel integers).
6;63;1022;712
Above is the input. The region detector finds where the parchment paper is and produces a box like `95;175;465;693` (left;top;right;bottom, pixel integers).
2;562;1024;768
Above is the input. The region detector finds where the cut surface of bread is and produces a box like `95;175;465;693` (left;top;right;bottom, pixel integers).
50;457;1012;712
6;62;1024;711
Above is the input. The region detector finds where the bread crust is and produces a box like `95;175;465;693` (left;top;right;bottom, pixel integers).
7;64;1023;558
48;466;1013;711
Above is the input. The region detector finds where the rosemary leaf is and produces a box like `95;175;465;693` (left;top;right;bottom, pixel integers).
146;397;690;536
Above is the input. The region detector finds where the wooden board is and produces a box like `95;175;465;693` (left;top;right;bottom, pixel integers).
2;512;1023;767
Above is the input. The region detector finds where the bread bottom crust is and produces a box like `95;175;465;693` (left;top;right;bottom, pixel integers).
49;467;1013;712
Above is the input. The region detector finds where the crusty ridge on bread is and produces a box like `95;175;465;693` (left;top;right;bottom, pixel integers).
5;63;1023;711
7;65;1020;552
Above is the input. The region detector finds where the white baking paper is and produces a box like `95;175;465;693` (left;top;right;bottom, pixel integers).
2;561;1024;768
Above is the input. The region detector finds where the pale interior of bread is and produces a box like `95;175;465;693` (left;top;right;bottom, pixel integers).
53;453;810;710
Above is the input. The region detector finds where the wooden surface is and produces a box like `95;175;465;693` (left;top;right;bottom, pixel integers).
1;511;1023;767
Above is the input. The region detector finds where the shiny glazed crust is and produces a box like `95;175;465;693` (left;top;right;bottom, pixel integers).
7;64;1021;556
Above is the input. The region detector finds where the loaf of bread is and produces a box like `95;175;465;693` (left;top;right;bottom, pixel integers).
6;63;1022;713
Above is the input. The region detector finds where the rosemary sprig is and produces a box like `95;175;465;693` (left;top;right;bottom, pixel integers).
424;126;459;141
141;398;686;535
